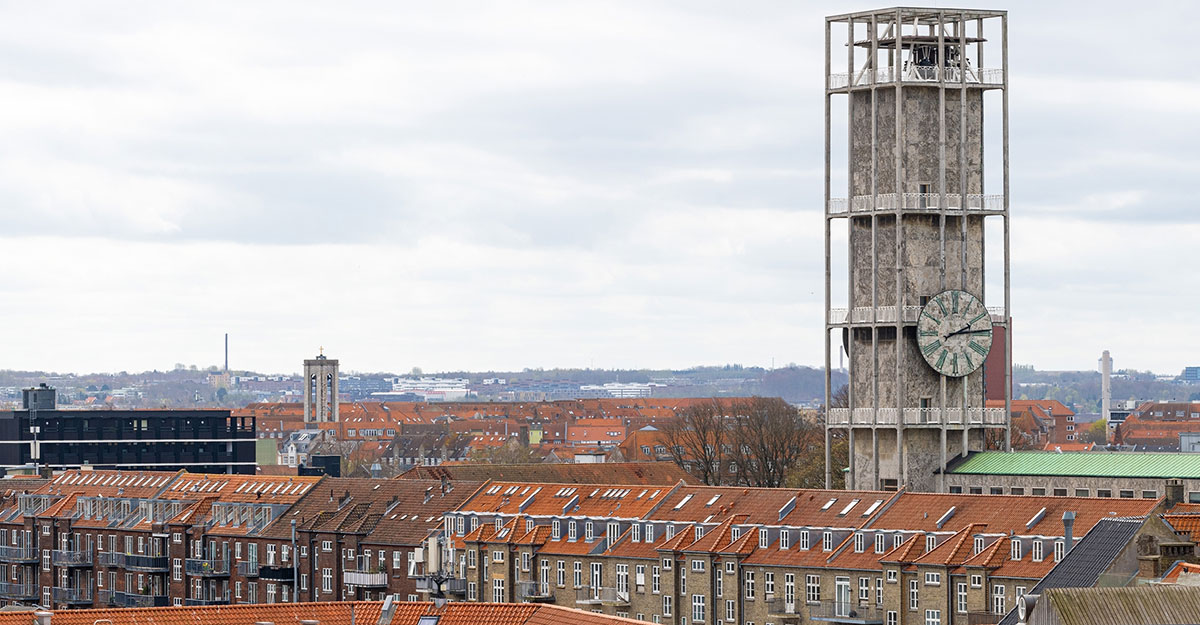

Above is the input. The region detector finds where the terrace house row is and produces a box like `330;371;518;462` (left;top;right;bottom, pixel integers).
0;469;481;610
436;482;1181;625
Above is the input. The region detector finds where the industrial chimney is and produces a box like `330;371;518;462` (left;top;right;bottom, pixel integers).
1100;351;1112;442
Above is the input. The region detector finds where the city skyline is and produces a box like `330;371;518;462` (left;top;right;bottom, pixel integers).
2;1;1197;375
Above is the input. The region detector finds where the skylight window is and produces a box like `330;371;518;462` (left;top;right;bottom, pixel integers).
673;494;694;510
838;499;861;516
861;499;884;517
820;498;837;510
705;495;721;507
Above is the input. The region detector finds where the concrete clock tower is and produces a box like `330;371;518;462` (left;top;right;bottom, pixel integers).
822;7;1012;492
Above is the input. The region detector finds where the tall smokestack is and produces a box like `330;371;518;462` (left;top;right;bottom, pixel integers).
1101;350;1112;442
225;333;229;373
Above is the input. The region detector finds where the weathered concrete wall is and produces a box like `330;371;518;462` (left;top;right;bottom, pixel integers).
943;474;1199;498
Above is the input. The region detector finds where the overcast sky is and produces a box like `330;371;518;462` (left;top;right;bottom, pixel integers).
1;1;1197;376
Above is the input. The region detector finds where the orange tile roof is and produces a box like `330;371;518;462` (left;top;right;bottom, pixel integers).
866;492;1160;536
398;462;690;485
654;486;893;527
0;601;383;625
458;481;680;518
162;472;322;504
1164;514;1200;542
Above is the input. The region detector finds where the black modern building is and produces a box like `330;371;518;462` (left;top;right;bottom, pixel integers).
0;385;256;474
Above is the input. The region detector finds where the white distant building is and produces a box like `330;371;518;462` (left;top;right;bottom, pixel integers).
388;377;472;402
579;382;658;398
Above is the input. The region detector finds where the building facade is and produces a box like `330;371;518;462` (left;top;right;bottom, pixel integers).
304;354;339;424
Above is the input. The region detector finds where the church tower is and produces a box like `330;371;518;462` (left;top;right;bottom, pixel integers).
304;351;339;424
823;8;1012;492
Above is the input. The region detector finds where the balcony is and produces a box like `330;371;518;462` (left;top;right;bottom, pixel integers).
98;590;170;607
575;586;629;606
828;65;1003;90
827;407;1006;427
53;586;94;604
764;596;803;620
0;582;37;600
344;568;389;587
810;601;885;624
52;549;94;567
260;564;297;582
828;193;1004;216
186;558;230;577
237;560;259;577
516;580;555;603
828;306;1005;326
185;597;231;606
123;553;170;572
0;545;38;563
415;576;467;596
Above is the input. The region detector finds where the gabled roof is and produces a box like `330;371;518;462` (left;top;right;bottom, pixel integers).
1032;585;1200;625
912;523;987;566
997;517;1145;625
399;462;690;485
0;601;383;625
950;451;1200;478
867;492;1159;536
457;481;678;519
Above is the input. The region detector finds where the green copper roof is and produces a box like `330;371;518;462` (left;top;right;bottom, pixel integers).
949;451;1200;479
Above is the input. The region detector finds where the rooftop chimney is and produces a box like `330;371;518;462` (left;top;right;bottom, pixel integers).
34;611;51;625
1167;479;1185;508
1062;511;1076;552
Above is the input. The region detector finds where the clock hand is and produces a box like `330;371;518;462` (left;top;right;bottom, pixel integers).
946;326;989;339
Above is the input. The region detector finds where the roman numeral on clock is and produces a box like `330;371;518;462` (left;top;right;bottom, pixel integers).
969;341;989;356
922;340;942;356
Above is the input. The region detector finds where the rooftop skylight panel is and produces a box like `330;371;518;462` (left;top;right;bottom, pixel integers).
821;498;837;510
637;490;647;499
590;489;600;498
650;490;660;499
673;494;694;510
839;499;861;516
862;499;884;517
235;483;247;493
706;495;721;507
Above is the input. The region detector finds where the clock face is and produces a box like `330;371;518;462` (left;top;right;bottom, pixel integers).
916;289;993;377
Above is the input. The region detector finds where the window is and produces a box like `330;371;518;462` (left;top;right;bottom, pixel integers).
172;533;182;544
854;533;864;553
887;612;898;625
1010;487;1025;495
990;487;1003;495
569;521;577;540
467;550;476;568
822;532;833;551
765;572;774;597
949;486;963;494
322;541;332;552
637;565;646;591
1142;490;1158;499
799;530;810;550
1054;540;1065;562
692;559;706;572
726;561;735;575
585;522;594;541
786;574;797;606
617;564;629;595
468;582;477;601
173;558;182;581
876;577;883;604
1011;540;1022;560
886;570;897;583
692;594;706;623
663;596;673;617
1032;540;1043;562
492;578;505;603
1053;488;1067;497
875;534;886;554
646;524;654;542
552;520;561;539
924;609;941;625
1032;488;1046;496
745;571;755;600
859;577;870;601
663;557;673;571
909;580;919;610
726;599;736;622
970;574;982;588
924;572;941;586
1074;488;1089;497
1119;490;1135;498
321;568;332;593
759;529;769;548
925;535;937;552
573;561;582;588
632;524;641;542
992;584;1006;614
652;566;661;593
957;582;967;613
300;573;308;591
557;560;565;587
1097;489;1112;498
780;529;790;549
974;536;985;554
805;574;820;603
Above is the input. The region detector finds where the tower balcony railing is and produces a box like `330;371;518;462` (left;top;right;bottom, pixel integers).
574;585;629;606
828;66;1003;90
185;557;229;577
829;306;922;325
829;407;1006;427
52;549;94;567
0;545;38;563
0;582;37;600
516;580;555;602
53;586;94;604
828;193;1004;215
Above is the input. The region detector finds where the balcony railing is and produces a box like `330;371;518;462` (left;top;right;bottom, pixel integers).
810;601;886;624
52;549;94;567
53;586;94;604
260;564;297;581
185;597;231;606
344;569;389;587
765;595;802;617
516;580;554;603
122;553;170;572
415;576;468;595
575;586;629;606
0;582;37;600
186;558;230;576
98;590;170;607
828;407;1006;427
828;66;1003;90
829;193;1004;216
237;560;259;577
0;545;38;563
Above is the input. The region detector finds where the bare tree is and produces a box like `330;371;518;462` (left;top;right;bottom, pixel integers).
728;397;824;488
660;399;729;485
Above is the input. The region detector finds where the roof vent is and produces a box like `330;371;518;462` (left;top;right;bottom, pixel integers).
935;506;957;529
1026;507;1047;531
778;496;797;521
